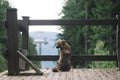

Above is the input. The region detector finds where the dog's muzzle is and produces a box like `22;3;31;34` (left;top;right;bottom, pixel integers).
56;45;61;48
56;44;64;48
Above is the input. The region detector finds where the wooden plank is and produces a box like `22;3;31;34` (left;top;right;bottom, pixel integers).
111;69;120;79
84;69;96;80
78;69;88;80
72;69;81;80
59;72;67;80
17;50;43;75
52;73;60;80
6;8;19;75
19;49;27;70
27;55;117;61
83;69;97;80
28;55;58;61
29;19;117;25
66;70;74;80
44;69;54;80
93;69;107;80
18;19;117;26
72;55;117;61
0;69;120;79
99;69;114;80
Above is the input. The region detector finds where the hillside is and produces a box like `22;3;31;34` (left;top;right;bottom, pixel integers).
29;31;58;68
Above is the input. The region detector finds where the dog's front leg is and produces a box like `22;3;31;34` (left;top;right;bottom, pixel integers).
57;49;62;63
52;49;62;72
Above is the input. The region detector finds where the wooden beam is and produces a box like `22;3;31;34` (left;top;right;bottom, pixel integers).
18;19;117;26
27;55;117;61
6;8;19;75
17;51;43;75
26;19;117;25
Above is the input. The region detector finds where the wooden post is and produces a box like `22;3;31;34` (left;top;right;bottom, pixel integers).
22;16;29;49
116;15;120;70
6;8;19;75
22;16;29;70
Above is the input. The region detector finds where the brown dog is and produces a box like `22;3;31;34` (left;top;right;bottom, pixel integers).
52;39;71;72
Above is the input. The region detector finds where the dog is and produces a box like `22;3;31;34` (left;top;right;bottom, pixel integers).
52;39;71;72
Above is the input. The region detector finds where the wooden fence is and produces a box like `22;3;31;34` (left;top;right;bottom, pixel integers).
6;8;120;75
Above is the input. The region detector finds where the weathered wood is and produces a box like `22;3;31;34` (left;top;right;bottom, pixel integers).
22;16;29;70
18;19;117;26
17;50;43;75
27;55;117;61
19;49;27;70
6;8;19;75
22;16;29;49
116;15;120;70
0;69;120;80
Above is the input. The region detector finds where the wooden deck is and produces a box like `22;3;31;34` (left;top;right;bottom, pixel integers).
0;68;120;80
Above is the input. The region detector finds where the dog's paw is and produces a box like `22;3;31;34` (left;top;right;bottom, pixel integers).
52;67;59;72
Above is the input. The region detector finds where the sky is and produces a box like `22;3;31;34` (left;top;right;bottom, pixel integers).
8;0;65;33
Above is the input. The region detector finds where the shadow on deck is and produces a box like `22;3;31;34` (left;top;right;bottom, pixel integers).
0;68;120;80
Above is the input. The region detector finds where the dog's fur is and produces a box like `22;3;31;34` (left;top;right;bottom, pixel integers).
52;39;71;72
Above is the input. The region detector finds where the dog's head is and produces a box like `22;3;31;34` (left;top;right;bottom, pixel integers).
56;39;71;49
56;39;71;54
56;39;66;48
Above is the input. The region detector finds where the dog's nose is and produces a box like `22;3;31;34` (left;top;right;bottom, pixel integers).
56;45;60;48
56;46;59;48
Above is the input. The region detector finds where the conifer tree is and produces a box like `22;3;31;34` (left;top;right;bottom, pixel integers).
59;0;119;68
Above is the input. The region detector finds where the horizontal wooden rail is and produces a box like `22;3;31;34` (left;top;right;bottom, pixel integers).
18;19;118;26
27;55;117;61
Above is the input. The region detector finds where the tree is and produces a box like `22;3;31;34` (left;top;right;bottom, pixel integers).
59;0;117;68
0;0;9;50
0;0;9;72
89;40;115;68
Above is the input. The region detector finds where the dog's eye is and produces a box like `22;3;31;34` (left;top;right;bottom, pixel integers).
61;44;64;48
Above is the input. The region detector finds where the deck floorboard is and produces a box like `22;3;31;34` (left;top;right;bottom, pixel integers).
0;69;120;80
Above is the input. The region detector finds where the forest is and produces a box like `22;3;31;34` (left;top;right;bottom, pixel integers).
58;0;120;68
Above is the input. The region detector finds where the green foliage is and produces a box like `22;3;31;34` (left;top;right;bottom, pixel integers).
0;55;7;72
59;0;119;68
28;37;39;67
0;0;9;50
0;0;9;72
28;37;37;55
89;40;116;68
94;40;109;55
18;33;37;55
89;61;116;68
